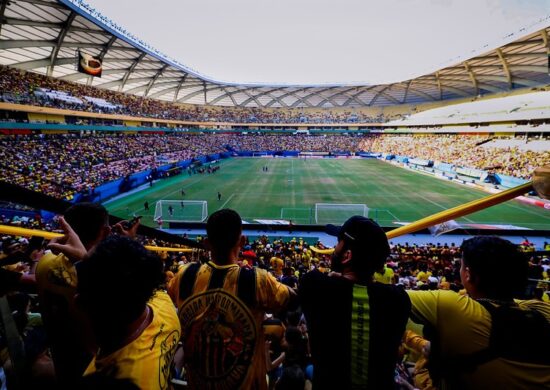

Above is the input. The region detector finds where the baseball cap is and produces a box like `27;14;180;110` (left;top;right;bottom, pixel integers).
326;216;390;262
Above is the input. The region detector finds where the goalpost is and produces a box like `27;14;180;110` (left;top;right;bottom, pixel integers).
314;203;369;225
154;200;208;222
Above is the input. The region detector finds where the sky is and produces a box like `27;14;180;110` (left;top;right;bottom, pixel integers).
84;0;550;85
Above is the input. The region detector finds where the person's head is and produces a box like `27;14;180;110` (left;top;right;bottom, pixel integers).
76;236;164;340
460;236;528;300
205;209;244;262
64;202;110;249
326;216;390;283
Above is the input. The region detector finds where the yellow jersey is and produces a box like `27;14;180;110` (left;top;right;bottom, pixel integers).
408;290;550;389
84;291;181;390
169;261;292;390
373;266;395;284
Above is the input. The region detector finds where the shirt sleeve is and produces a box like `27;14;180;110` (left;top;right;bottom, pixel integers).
257;269;292;312
407;290;441;327
167;268;183;306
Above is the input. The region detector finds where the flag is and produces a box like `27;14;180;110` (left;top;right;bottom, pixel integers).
77;50;102;77
428;220;461;237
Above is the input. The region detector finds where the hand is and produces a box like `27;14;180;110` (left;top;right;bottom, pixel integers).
14;263;28;272
47;217;87;262
112;217;141;239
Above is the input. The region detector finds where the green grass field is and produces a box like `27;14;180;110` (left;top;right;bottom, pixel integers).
105;158;550;230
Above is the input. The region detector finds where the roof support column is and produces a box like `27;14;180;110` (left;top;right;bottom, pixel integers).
47;11;76;77
435;72;443;100
119;52;146;92
0;0;9;35
496;48;512;89
463;61;479;95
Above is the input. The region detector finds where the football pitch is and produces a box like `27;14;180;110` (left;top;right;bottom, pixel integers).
105;158;550;230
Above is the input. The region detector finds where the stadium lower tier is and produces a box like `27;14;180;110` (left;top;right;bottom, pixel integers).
1;133;549;202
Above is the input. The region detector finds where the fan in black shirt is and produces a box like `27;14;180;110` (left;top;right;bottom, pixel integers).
299;216;410;389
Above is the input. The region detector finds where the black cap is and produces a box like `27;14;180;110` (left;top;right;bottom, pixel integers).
326;216;390;265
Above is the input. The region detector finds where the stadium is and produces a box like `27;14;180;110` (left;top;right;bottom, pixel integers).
1;0;550;389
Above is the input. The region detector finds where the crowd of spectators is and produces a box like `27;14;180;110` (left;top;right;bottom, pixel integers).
224;134;363;152
360;134;550;179
1;204;549;389
0;133;226;199
0;66;388;123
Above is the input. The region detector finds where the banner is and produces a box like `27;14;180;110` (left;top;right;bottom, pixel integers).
428;220;461;236
78;50;102;77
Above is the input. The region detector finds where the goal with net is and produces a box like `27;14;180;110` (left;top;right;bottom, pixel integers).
314;203;369;225
154;200;208;222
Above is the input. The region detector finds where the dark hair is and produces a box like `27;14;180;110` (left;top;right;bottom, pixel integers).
206;209;242;254
461;236;528;300
64;202;109;247
77;236;164;324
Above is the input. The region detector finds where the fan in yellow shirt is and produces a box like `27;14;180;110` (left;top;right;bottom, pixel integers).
76;235;180;390
84;291;180;390
270;256;284;278
416;269;432;283
373;264;395;284
169;209;296;390
408;236;550;389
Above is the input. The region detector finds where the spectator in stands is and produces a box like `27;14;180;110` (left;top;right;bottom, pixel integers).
35;203;111;388
74;235;180;389
1;292;56;389
168;209;296;389
36;203;141;388
263;313;287;388
373;263;395;284
408;236;550;388
299;216;411;389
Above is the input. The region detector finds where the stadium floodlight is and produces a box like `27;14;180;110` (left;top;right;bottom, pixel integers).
154;200;208;222
314;203;369;225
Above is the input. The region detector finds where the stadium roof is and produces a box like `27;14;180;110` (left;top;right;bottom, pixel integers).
0;0;549;108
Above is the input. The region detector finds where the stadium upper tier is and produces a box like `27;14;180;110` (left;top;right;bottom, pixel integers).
2;65;550;126
0;0;549;108
388;90;550;126
1;133;549;200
